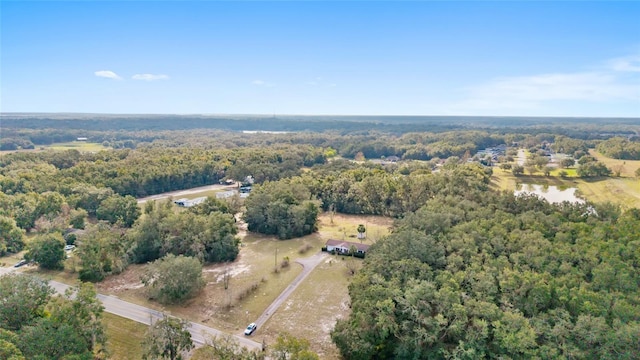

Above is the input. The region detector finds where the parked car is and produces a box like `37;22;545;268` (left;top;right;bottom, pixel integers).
244;323;257;335
13;260;27;268
65;245;76;251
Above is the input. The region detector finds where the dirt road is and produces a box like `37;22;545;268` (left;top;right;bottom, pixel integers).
136;183;237;204
252;252;328;331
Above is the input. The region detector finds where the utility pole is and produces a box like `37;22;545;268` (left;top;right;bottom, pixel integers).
275;247;278;272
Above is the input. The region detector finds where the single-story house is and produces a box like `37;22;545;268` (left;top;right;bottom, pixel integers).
325;239;370;255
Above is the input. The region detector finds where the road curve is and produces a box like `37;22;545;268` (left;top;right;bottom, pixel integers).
47;280;262;350
252;252;328;331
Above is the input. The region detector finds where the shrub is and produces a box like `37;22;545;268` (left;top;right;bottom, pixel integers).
298;244;313;254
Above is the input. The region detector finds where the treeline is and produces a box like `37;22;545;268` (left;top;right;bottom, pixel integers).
0;145;326;197
596;137;640;160
331;188;640;358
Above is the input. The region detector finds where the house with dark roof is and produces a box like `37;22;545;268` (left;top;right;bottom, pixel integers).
325;239;370;256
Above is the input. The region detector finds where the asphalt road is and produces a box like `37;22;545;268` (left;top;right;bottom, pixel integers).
253;252;328;330
136;183;237;204
46;280;263;351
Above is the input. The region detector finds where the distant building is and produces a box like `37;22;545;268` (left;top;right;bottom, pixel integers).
77;137;88;141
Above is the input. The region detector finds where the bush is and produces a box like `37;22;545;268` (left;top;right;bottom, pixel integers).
141;254;205;305
298;244;313;254
236;282;260;302
280;256;290;269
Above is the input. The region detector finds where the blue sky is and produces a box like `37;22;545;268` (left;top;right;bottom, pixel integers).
1;1;639;117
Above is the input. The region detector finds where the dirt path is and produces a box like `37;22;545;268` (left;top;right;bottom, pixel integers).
137;183;237;204
517;149;527;166
252;252;328;331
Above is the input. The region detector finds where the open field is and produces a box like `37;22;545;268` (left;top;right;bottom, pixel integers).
46;141;109;151
491;167;640;209
104;313;147;360
590;150;640;178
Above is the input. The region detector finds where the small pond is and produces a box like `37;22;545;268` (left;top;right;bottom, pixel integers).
514;184;585;204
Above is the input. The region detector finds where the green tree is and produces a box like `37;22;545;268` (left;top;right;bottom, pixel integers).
70;185;114;217
0;215;25;255
69;208;88;229
560;158;576;168
142;316;194;360
96;194;140;227
141;254;205;304
357;224;366;240
193;335;265;360
0;274;53;331
271;333;319;360
577;161;611;177
25;232;66;270
18;317;91;360
512;164;524;176
0;339;24;360
47;282;107;354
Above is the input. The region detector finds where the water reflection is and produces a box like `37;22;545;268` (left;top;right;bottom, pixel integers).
514;184;584;204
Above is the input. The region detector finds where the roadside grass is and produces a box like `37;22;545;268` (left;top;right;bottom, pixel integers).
104;313;147;360
590;150;640;178
259;254;356;360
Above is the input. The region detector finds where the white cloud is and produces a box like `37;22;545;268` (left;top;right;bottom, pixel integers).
306;77;336;87
252;79;275;87
455;55;640;113
94;70;122;80
608;54;640;72
132;74;169;81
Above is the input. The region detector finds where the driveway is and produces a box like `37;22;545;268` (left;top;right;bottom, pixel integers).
252;252;328;331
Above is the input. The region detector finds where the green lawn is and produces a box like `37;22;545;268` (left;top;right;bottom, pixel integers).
104;313;147;360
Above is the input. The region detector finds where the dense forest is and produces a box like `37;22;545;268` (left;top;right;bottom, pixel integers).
331;168;640;359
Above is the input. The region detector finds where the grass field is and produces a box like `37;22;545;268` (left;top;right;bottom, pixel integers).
46;141;108;152
590;150;640;178
104;313;147;360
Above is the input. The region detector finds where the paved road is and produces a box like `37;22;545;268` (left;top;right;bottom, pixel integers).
44;279;262;351
137;183;237;204
253;252;328;330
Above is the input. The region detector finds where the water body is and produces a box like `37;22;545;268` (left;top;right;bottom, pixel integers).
514;184;585;204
